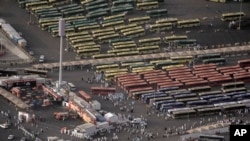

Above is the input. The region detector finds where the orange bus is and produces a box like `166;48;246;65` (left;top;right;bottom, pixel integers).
78;90;92;102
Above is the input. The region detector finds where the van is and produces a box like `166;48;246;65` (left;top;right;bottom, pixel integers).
39;55;45;63
68;82;76;91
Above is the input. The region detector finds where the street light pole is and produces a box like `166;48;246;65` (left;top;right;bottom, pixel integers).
238;0;243;30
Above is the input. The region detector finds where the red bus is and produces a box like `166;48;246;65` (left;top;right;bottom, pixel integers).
238;59;250;68
91;87;116;95
78;90;92;102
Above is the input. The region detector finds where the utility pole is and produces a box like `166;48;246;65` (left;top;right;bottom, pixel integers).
58;18;65;91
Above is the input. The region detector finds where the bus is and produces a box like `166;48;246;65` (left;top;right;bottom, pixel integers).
137;45;160;54
120;26;143;33
188;86;211;93
123;29;145;38
111;5;134;14
198;90;222;96
95;63;120;71
238;59;250;68
91;27;114;35
170;109;197;119
138;37;161;46
199;135;225;141
23;68;48;77
174;93;197;100
221;81;245;90
103;13;126;21
160;102;185;112
112;41;135;46
170;56;194;64
116;51;139;57
149;23;173;32
112;0;134;6
108;48;133;54
121;61;145;68
78;90;92;102
197;53;221;60
146;8;168;18
202;58;226;65
86;11;108;20
197;107;222;116
114;24;138;31
131;90;155;100
112;43;137;49
156;18;178;25
177;18;200;28
25;1;48;11
136;1;158;10
78;24;100;31
222;87;247;94
92;53;116;59
221;12;245;21
84;0;106;7
76;48;100;57
102;20;125;28
186;100;208;107
97;33;120;44
208;96;232;104
149;96;173;106
128;16;151;25
70;37;94;45
85;3;108;12
164;35;188;44
63;9;85;17
173;39;197;48
155;61;179;69
154;99;176;110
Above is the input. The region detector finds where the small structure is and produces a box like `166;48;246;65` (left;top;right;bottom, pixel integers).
74;123;98;136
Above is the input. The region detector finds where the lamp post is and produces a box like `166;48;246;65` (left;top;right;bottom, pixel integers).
238;0;243;30
58;18;65;91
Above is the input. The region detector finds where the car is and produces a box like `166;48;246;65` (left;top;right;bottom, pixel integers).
28;51;34;56
130;118;142;124
0;123;9;129
39;55;45;63
8;135;14;140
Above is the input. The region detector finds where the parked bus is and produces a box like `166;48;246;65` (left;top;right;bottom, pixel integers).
186;100;208;107
108;48;132;54
197;53;221;60
221;81;245;90
138;37;161;46
92;53;116;59
173;39;197;48
188;86;211;93
149;23;172;32
111;4;134;14
197;107;222;116
221;12;245;21
78;90;92;102
128;16;151;25
25;1;48;11
97;33;120;44
23;68;48;77
170;56;194;64
131;90;155;100
198;90;222;96
136;1;158;10
95;63;120;70
103;12;126;21
123;29;145;38
102;20;124;28
160;102;185;112
149;96;173;106
112;0;134;6
76;48;100;57
146;9;168;18
85;3;108;12
114;23;138;31
202;58;226;65
63;9;85;17
156;18;178;26
137;45;160;54
208;96;232;104
177;18;200;28
170;109;197;119
199;135;225;141
154;99;176;110
164;35;188;44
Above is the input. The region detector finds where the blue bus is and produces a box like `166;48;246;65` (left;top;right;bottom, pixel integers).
141;92;164;102
174;93;197;99
208;96;231;104
143;93;167;104
160;102;185;112
200;94;225;101
186;100;208;107
153;99;176;110
232;93;250;101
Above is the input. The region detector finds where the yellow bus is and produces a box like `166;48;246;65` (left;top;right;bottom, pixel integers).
51;27;75;37
177;18;200;28
170;56;194;64
103;12;126;21
72;42;97;50
40;21;58;31
31;5;53;12
93;31;116;38
164;35;188;44
108;48;132;54
120;26;143;34
113;43;137;49
123;28;145;38
114;23;138;31
156;18;178;25
95;63;120;70
221;12;245;21
116;50;140;57
70;37;94;45
91;27;114;34
149;59;172;64
105;68;128;74
105;71;128;81
68;35;92;41
26;1;48;11
136;1;158;10
138;37;161;46
149;23;173;32
78;24;100;31
162;64;185;70
92;53;116;59
76;48;100;57
97;33;120;43
128;16;150;25
121;61;145;68
66;31;89;38
137;45;160;54
112;41;135;46
76;45;101;51
39;17;59;25
102;20;125;28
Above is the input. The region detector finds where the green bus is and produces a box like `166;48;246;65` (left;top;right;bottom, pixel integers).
138;37;161;46
111;5;134;14
202;58;226;65
146;9;168;18
177;18;200;28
